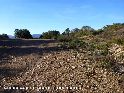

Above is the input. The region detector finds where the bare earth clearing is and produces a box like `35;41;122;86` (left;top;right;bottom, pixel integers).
0;39;124;93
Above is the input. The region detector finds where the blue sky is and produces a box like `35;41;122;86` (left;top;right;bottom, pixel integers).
0;0;124;35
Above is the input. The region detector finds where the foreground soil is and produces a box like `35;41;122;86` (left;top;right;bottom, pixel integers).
0;39;124;93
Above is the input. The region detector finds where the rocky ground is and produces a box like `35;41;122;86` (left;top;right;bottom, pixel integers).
0;39;124;93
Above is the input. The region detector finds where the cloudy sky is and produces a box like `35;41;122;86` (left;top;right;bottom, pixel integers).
0;0;124;35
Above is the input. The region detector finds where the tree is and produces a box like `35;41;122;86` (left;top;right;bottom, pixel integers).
39;34;43;39
41;32;51;39
92;29;104;35
14;29;32;39
71;28;80;32
71;26;94;37
81;26;94;31
62;28;70;36
2;34;9;39
41;30;60;39
0;34;9;40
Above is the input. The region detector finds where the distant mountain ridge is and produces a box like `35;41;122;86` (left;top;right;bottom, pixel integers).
8;34;41;39
8;35;15;39
32;34;41;38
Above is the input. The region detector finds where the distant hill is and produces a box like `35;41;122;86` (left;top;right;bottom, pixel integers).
8;35;15;39
8;34;41;39
32;34;41;38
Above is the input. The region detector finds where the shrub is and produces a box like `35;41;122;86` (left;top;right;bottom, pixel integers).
59;38;87;49
100;61;113;69
57;35;73;42
95;43;109;50
113;38;124;45
97;55;116;70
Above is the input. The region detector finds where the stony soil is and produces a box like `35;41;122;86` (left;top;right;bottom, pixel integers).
0;39;124;93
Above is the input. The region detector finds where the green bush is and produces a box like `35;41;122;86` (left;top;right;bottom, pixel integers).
98;55;115;70
101;50;109;56
100;61;113;69
95;43;109;50
59;38;87;49
57;35;73;42
113;38;124;45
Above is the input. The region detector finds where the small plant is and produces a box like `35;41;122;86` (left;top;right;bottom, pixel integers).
57;35;73;42
90;43;109;56
95;43;108;50
100;49;109;56
113;38;124;45
58;38;87;49
100;61;113;69
98;44;109;56
67;39;87;49
98;55;115;70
